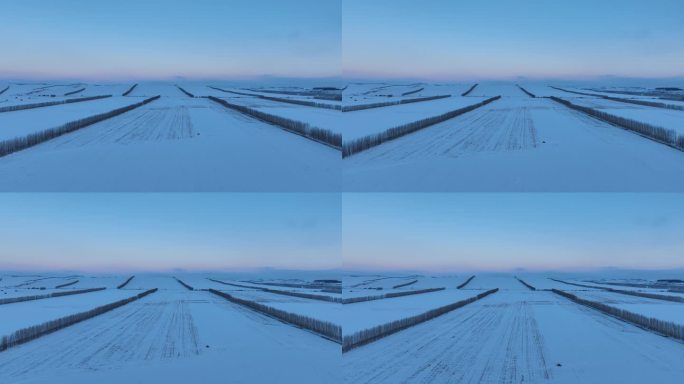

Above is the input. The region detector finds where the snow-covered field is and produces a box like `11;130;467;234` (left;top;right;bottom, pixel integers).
0;272;340;384
571;289;684;324
343;82;684;191
0;81;341;192
342;274;684;383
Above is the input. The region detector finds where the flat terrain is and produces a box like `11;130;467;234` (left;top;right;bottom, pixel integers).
343;84;684;191
0;274;340;384
343;275;684;384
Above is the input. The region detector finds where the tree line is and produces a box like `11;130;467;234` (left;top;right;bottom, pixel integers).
0;287;105;306
343;287;444;304
207;96;341;150
0;95;111;113
208;289;341;343
0;95;160;158
343;288;499;352
342;94;450;112
0;288;157;351
207;278;340;303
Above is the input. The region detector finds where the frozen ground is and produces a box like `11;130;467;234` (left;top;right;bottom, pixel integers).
343;275;684;384
0;273;339;384
342;288;484;335
343;83;468;106
343;85;684;191
343;274;466;298
571;289;684;324
0;93;340;191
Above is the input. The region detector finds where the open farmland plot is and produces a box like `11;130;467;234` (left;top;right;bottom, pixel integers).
0;285;339;384
342;288;488;336
568;96;684;135
570;289;684;325
343;287;684;384
0;289;143;338
343;88;684;191
0;93;340;191
222;287;341;326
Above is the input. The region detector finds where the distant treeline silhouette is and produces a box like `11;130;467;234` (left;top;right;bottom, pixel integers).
0;288;158;352
550;86;684;111
209;86;341;110
0;95;111;113
176;86;195;98
342;94;451;112
0;95;160;158
457;275;476;289
207;278;340;303
402;87;424;96
551;96;684;151
516;277;536;290
461;83;479;96
209;289;341;343
174;277;194;290
207;96;341;149
343;287;444;304
64;88;85;96
552;289;684;341
0;287;105;306
343;288;499;352
55;280;79;289
517;85;536;98
117;276;135;289
549;278;683;303
122;84;138;96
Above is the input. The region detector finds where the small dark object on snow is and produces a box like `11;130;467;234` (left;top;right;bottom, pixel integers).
557;363;562;367
542;140;546;144
206;345;210;348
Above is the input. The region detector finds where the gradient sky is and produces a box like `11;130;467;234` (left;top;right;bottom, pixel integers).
343;194;684;272
0;194;340;272
344;0;684;80
0;0;340;80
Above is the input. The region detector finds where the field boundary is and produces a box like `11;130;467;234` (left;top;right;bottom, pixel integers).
343;287;445;304
550;86;684;111
402;87;424;96
550;96;684;151
122;84;138;96
207;96;341;150
0;95;160;158
0;95;111;113
343;96;501;157
55;280;78;289
457;275;476;289
516;277;536;290
117;275;135;289
176;86;195;98
0;288;158;352
64;88;85;96
462;83;478;96
208;289;341;343
517;85;536;98
209;86;341;111
0;287;105;306
393;279;418;289
550;278;684;303
0;86;9;95
342;94;451;112
343;288;498;352
175;277;194;290
552;289;684;342
208;278;341;303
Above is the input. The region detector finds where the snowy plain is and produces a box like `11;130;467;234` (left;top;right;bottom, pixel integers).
343;82;684;191
0;272;340;384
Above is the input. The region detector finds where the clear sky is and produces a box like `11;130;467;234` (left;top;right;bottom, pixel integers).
343;194;684;272
0;194;340;272
344;0;684;81
0;0;340;80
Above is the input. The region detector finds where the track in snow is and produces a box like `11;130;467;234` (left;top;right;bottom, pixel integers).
343;287;684;384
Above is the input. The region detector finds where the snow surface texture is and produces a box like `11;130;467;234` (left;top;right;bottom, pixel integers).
343;83;684;191
0;82;340;191
342;274;684;384
0;273;339;384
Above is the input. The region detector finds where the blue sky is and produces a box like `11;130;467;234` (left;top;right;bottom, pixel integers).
0;194;341;272
344;0;684;80
0;0;340;80
343;194;684;272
